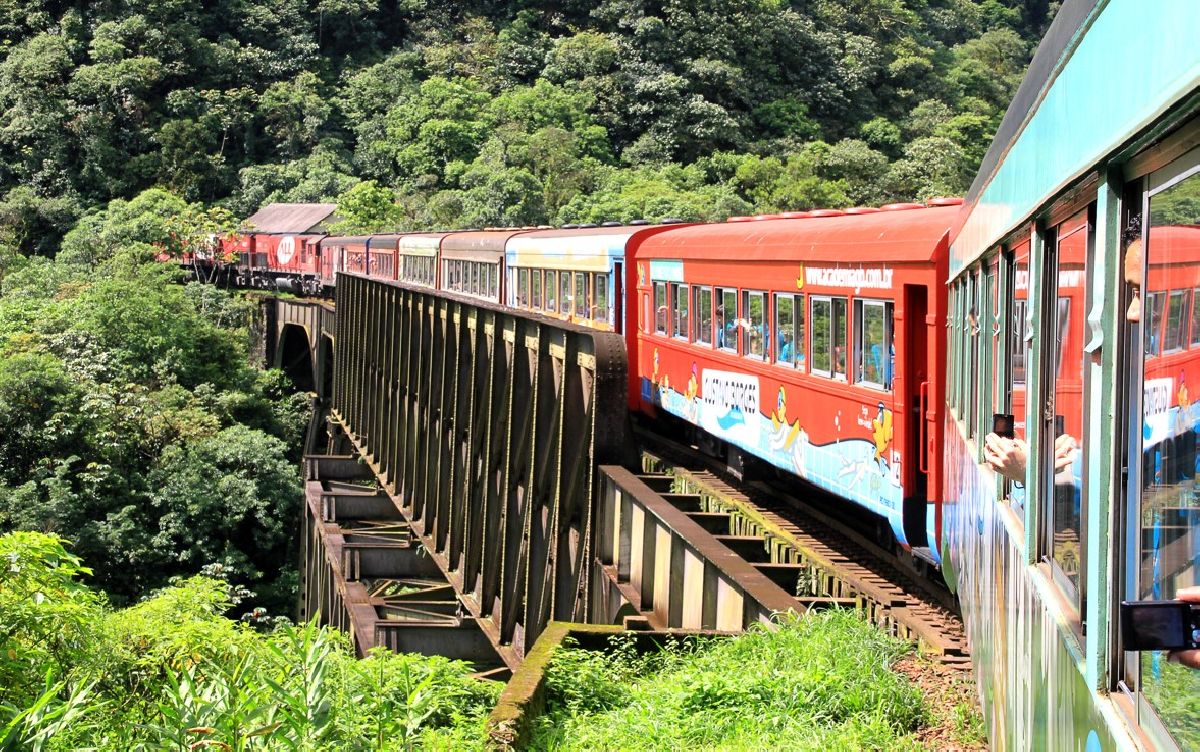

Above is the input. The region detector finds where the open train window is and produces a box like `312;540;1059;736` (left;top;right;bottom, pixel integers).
560;271;571;314
855;299;893;389
716;288;737;351
742;290;767;361
517;268;529;308
671;283;689;339
694;287;713;345
532;270;542;309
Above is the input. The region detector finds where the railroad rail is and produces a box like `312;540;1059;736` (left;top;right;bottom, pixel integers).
634;425;969;663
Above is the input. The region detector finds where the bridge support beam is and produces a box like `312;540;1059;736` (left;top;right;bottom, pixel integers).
308;273;633;665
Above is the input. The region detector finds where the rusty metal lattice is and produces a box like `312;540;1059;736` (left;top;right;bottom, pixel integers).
327;273;632;665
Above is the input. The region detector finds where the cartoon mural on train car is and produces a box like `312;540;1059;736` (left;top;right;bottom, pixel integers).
646;359;906;536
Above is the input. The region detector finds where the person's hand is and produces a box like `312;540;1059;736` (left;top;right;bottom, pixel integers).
1169;586;1200;669
1053;433;1078;474
984;433;1027;484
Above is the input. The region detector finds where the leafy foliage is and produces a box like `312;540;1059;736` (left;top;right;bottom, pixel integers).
0;532;499;751
0;209;308;612
0;1;1043;246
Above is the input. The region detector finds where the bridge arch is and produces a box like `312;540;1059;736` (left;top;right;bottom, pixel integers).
277;323;316;393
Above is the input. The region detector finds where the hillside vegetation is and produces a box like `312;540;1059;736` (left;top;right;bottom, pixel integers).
0;0;1048;249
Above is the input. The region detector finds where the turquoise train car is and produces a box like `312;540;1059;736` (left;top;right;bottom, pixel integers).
943;0;1200;748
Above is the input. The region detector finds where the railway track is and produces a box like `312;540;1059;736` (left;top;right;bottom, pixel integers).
634;423;970;665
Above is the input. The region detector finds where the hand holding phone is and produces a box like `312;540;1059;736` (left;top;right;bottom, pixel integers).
992;413;1014;440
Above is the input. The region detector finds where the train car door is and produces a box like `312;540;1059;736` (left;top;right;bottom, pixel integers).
903;283;931;549
613;261;624;334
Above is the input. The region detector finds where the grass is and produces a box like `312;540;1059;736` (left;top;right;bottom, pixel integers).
529;610;929;751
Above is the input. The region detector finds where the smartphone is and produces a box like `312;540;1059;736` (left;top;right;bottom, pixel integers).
992;413;1015;439
1054;414;1065;438
1121;600;1200;651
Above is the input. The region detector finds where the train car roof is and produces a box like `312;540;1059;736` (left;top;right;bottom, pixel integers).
399;233;448;252
243;203;338;234
637;205;957;263
505;224;683;258
441;229;528;260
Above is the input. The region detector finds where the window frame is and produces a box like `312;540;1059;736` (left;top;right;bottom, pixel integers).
694;286;713;346
671;282;689;339
854;298;894;390
653;281;668;334
716;287;738;353
774;293;804;369
742;289;768;361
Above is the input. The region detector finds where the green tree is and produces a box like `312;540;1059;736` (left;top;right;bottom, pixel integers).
330;180;403;234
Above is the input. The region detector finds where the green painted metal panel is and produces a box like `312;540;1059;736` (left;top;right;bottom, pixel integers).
952;0;1200;277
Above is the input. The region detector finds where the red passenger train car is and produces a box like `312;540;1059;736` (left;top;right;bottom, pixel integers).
629;203;959;559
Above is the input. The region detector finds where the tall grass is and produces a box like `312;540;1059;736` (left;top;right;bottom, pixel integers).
531;610;928;751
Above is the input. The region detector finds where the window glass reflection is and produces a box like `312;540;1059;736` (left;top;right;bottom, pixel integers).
1137;168;1200;743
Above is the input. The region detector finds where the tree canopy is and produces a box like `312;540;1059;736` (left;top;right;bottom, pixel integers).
0;0;1045;246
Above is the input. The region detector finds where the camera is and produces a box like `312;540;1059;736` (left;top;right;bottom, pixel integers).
1121;600;1200;651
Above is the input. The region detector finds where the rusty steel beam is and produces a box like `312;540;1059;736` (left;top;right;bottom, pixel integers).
328;273;632;663
590;466;803;630
299;458;502;665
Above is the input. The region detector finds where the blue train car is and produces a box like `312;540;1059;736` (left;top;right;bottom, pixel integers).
944;0;1200;748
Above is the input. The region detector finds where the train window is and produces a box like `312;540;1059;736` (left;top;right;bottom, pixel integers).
694;287;712;345
1192;288;1200;347
1010;241;1031;458
832;297;848;380
717;288;737;351
967;271;980;439
855;299;894;389
576;273;589;317
1126;157;1200;743
742;290;767;360
1144;291;1165;356
492;265;500;298
1165;289;1188;352
988;258;1003;421
654;282;668;334
545;271;557;311
560;272;571;314
811;297;831;375
518;268;530;307
1044;210;1089;607
532;270;542;309
772;292;792;367
596;275;609;325
671;283;689;338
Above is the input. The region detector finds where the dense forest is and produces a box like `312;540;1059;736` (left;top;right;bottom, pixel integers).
0;0;1049;251
0;1;1045;745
